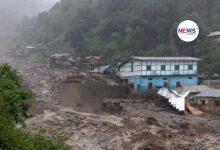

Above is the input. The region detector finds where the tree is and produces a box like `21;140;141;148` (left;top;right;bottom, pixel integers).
0;64;68;150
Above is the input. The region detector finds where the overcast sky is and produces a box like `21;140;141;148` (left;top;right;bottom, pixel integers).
0;0;59;17
0;0;60;44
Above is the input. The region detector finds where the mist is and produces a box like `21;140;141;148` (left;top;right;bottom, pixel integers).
0;0;59;47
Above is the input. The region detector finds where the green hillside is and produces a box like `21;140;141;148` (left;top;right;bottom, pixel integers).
18;0;220;74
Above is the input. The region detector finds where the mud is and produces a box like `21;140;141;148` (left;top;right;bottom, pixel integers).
1;49;220;150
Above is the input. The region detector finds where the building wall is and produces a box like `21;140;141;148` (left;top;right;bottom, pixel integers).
128;75;198;92
119;60;198;77
196;98;220;115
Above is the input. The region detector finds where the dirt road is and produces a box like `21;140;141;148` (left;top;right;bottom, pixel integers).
0;49;220;150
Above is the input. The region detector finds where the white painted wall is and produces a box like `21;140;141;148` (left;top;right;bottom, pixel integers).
119;60;198;78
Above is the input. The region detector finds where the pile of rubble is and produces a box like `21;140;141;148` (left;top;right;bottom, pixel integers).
1;49;220;150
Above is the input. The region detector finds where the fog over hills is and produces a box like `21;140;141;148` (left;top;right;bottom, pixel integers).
0;0;59;46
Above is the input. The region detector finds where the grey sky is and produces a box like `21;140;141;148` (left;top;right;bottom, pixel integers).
0;0;59;45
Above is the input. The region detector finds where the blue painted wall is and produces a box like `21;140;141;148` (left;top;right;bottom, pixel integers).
128;75;198;93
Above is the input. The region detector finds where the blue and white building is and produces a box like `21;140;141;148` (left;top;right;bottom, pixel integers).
117;56;200;93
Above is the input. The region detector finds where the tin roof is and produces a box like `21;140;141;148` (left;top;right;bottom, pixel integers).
175;85;211;93
132;56;200;61
51;53;71;57
195;88;220;98
207;31;220;37
117;56;201;68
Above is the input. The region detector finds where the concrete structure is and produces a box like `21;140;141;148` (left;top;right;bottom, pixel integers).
195;89;220;115
49;53;75;68
117;56;200;93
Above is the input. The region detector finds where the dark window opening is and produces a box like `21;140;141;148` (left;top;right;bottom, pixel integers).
148;78;153;81
147;65;151;71
163;78;168;80
163;82;168;88
188;65;193;70
175;65;179;70
176;81;181;88
188;77;193;79
161;65;166;71
202;100;205;105
148;82;153;89
137;84;141;90
131;61;134;72
215;101;220;106
129;83;134;89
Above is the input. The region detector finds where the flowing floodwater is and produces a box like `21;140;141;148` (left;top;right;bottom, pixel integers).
1;49;220;150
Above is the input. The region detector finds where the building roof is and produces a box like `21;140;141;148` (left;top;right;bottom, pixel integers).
132;56;201;61
195;88;220;98
175;85;212;93
51;53;71;57
117;56;201;68
85;55;103;60
96;65;110;74
207;31;220;37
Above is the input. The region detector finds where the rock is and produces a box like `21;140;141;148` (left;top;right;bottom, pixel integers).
102;99;123;112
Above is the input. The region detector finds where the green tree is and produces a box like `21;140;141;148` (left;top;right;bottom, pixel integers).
0;64;68;150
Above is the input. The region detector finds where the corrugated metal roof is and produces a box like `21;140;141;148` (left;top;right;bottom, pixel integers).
195;88;220;98
51;53;71;57
175;85;211;93
207;31;220;37
132;56;200;61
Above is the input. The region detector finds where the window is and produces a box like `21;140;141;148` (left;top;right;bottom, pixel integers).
188;65;193;70
175;65;179;70
215;101;220;106
131;61;134;72
176;81;181;88
148;78;153;81
188;77;193;79
148;82;153;89
137;84;141;91
161;65;166;71
163;82;168;87
163;78;168;80
147;65;151;71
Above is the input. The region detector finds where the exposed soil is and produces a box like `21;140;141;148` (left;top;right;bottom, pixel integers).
0;49;220;150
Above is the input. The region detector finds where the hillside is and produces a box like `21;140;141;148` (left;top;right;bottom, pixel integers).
18;0;220;74
0;0;58;47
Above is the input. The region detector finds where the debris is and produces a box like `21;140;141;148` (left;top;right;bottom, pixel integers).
102;99;123;112
158;88;188;112
186;102;204;116
145;117;160;126
49;53;75;68
1;49;220;150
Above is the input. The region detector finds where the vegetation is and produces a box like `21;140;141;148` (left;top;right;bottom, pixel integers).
18;0;220;74
0;0;57;47
0;64;68;150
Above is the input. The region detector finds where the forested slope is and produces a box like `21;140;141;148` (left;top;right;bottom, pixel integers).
18;0;220;74
0;0;58;46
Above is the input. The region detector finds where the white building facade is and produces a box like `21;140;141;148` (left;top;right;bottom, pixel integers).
118;57;200;92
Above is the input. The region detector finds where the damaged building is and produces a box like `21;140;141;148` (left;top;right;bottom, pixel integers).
195;88;220;115
49;53;76;68
117;56;200;93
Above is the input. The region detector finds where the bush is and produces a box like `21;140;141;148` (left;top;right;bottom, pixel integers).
0;64;68;150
